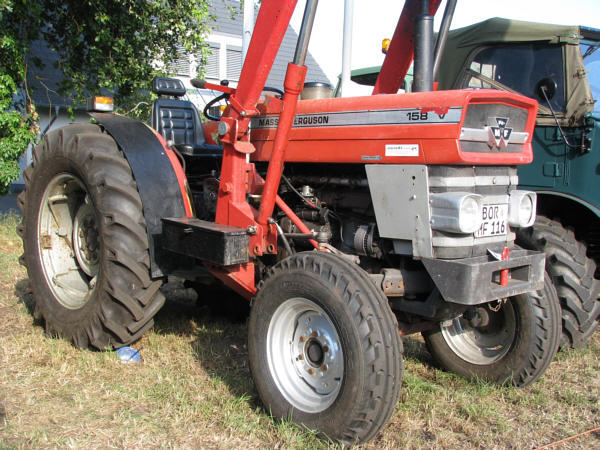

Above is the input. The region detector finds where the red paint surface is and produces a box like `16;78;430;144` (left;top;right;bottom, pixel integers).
152;130;193;218
251;89;538;165
210;0;299;294
258;63;307;226
500;246;510;287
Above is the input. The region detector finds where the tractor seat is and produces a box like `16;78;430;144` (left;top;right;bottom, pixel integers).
150;77;222;157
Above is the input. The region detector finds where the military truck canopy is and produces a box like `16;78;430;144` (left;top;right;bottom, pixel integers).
437;17;598;125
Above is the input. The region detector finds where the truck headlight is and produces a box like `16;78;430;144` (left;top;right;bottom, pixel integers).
430;192;483;234
508;190;536;228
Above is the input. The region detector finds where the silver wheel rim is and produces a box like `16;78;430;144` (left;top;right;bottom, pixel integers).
267;297;344;413
441;301;517;365
37;173;99;310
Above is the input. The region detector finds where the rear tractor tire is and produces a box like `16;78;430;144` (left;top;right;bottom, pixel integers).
423;273;561;387
248;252;403;444
517;216;600;349
18;123;165;349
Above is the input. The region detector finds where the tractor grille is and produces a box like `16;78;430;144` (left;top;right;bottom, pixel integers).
460;104;529;154
429;166;518;259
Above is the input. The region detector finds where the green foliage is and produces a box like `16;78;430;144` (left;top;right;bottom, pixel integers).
0;0;212;192
39;0;212;110
0;0;38;195
0;79;37;194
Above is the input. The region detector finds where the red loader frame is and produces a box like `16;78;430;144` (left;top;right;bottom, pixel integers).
198;0;536;299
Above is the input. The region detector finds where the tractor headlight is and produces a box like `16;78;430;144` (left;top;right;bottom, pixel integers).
508;190;537;228
430;192;483;234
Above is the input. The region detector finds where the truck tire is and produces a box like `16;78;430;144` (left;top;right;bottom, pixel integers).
248;252;403;444
423;273;560;387
516;216;600;349
18;123;165;350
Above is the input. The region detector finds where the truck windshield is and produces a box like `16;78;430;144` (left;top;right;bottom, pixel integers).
581;41;600;115
465;44;565;112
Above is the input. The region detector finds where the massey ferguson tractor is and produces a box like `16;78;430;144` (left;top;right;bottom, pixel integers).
18;0;561;444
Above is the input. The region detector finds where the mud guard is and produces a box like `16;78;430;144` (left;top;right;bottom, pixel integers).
91;112;189;278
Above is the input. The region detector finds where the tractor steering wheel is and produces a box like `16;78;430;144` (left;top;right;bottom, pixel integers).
202;86;285;122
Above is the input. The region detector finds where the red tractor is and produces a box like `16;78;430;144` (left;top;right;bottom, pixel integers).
18;0;560;444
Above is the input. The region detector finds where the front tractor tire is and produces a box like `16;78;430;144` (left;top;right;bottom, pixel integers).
18;123;165;349
517;216;600;349
423;273;561;387
248;252;403;444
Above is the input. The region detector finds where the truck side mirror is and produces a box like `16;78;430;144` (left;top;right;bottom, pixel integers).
535;77;557;102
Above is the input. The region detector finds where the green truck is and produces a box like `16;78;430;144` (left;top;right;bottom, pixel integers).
351;18;600;349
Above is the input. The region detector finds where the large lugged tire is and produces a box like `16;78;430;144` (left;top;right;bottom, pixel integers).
18;123;165;349
517;216;600;349
248;252;403;444
423;273;560;387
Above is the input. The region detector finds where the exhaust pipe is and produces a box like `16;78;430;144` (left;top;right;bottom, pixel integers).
413;0;433;92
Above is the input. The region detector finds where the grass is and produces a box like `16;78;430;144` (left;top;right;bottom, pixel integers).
1;211;599;448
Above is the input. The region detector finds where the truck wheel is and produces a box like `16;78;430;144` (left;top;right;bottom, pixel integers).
423;273;560;387
248;252;403;444
517;216;600;349
18;123;165;349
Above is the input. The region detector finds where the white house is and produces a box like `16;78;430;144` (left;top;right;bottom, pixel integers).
170;0;331;108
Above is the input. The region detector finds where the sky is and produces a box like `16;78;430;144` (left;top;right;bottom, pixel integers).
289;0;600;86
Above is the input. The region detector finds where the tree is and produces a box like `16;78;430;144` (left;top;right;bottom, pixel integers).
0;0;39;194
0;0;213;194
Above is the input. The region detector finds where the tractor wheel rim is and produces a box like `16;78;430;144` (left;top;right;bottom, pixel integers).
441;301;516;365
267;297;344;413
38;173;98;310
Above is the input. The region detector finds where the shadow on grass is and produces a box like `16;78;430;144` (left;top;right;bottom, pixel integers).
13;278;37;318
402;335;435;365
12;271;257;403
153;280;445;412
153;281;258;403
13;271;439;409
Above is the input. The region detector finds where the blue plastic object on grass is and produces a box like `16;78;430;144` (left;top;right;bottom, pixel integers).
116;347;141;363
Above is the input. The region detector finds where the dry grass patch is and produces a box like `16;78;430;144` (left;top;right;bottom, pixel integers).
0;212;599;448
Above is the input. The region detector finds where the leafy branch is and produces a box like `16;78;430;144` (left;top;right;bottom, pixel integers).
0;0;213;193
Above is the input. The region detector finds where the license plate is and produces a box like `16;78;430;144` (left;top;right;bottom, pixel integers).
475;203;508;238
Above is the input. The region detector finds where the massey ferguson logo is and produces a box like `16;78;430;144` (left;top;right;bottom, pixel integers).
488;117;512;147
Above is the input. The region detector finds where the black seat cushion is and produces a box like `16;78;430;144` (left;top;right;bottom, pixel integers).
152;77;187;97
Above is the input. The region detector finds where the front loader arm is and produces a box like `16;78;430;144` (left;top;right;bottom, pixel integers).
373;0;441;94
191;0;318;298
214;0;298;227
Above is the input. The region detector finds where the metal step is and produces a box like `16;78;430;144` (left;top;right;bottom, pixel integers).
161;217;250;266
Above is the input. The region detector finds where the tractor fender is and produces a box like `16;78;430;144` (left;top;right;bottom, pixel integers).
90;112;192;278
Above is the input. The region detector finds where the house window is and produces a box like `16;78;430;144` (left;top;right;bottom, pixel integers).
205;43;220;79
226;46;242;81
169;45;191;77
201;35;243;83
